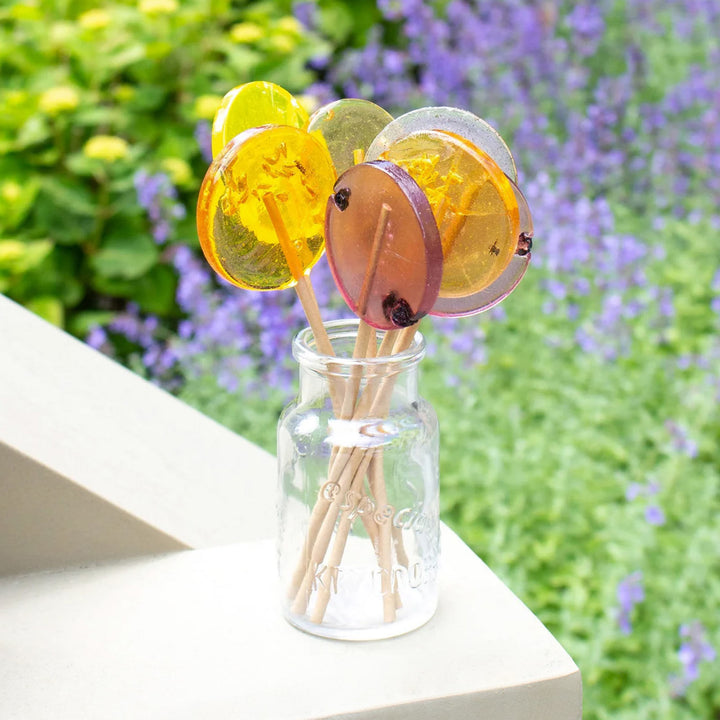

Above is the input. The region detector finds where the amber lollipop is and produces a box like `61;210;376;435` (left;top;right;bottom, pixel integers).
366;105;517;180
197;123;336;355
367;109;532;315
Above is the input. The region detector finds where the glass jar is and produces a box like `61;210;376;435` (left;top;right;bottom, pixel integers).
277;319;440;640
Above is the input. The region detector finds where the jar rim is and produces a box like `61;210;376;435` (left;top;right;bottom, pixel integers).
292;318;426;371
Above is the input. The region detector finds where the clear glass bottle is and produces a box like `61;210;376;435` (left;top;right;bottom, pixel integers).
277;319;440;640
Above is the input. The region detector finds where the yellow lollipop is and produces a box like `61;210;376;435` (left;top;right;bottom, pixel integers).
378;129;519;298
211;81;308;158
197;124;336;291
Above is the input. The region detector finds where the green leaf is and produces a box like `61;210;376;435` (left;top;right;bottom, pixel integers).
0;238;53;273
91;232;159;280
69;310;117;338
39;177;97;217
131;263;177;315
0;178;40;230
90;263;177;316
105;43;146;72
15;115;51;149
129;85;167;111
25;296;64;327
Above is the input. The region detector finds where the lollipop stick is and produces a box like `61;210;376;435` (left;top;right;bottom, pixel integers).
356;203;391;318
262;192;333;356
339;202;392;419
367;449;397;622
289;328;406;612
300;325;419;621
440;183;480;256
292;204;391;604
287;326;394;603
262;192;344;417
286;205;394;602
310;450;374;624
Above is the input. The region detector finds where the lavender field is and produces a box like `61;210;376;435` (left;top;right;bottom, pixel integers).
1;1;718;716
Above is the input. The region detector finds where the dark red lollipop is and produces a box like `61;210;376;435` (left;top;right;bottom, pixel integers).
325;161;443;331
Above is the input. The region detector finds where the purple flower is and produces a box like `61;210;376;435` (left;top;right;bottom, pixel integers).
711;269;720;293
194;121;213;163
644;505;666;526
670;621;716;696
616;571;644;635
665;420;699;458
292;0;317;29
134;170;185;245
86;326;109;352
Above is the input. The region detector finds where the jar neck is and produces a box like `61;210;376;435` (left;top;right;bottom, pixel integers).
293;320;425;408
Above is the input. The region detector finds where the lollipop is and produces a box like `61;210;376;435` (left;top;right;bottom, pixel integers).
198;124;335;289
372;129;520;298
325;161;443;331
211;81;308;158
306;99;394;175
366;105;517;181
197;123;337;358
432;174;533;316
366;108;534;316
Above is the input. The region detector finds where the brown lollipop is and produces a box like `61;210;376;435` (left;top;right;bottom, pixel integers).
325;161;443;331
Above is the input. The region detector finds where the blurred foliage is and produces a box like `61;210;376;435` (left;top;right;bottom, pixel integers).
0;0;336;329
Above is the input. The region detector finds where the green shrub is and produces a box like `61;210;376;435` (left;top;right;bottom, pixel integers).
0;0;330;331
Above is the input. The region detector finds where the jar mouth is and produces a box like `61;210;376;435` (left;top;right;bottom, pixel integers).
293;318;426;372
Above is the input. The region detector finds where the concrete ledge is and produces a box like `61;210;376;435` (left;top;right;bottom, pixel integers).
0;526;581;720
0;294;276;576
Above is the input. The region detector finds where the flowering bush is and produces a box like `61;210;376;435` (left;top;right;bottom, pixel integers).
299;2;720;717
3;1;719;718
0;0;329;332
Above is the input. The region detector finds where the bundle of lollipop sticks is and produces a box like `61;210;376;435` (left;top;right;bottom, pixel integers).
196;81;534;626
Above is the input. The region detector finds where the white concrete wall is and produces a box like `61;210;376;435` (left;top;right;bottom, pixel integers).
0;528;582;720
0;293;582;719
0;294;276;576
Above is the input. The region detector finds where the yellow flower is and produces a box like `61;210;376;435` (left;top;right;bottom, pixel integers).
230;22;264;44
0;240;25;264
268;33;295;54
50;21;76;47
1;181;22;203
139;0;178;16
194;94;222;120
277;16;303;37
78;8;111;30
161;157;192;187
39;86;80;116
5;90;27;107
83;135;130;162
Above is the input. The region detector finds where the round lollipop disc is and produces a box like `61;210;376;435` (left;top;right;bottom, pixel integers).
325;161;443;330
211;81;308;158
366;106;517;181
306;98;393;175
374;129;520;304
197;124;336;291
431;175;533;316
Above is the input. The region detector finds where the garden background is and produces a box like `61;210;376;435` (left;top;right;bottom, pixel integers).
1;0;718;717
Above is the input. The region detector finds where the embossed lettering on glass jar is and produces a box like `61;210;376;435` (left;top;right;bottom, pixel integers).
277;320;440;640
